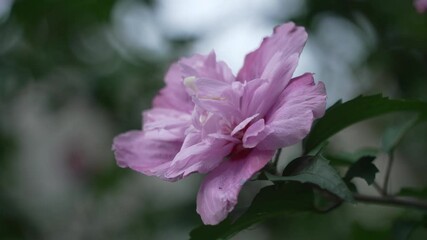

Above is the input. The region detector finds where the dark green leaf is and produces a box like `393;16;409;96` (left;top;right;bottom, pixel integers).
398;187;427;200
312;188;343;213
382;115;419;153
189;182;314;240
282;156;315;176
267;156;354;202
344;156;379;185
304;95;427;153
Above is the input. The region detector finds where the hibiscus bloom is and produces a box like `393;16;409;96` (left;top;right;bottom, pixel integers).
415;0;427;13
113;22;326;225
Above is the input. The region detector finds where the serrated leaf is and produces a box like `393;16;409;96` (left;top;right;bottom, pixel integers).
344;156;379;185
304;95;427;153
398;187;427;199
189;182;314;240
267;156;354;202
382;115;419;153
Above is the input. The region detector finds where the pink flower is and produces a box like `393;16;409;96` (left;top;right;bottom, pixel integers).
112;22;326;225
415;0;427;13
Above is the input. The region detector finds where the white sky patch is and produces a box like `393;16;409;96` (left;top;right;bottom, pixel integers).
0;0;13;22
192;20;274;73
155;0;305;73
112;0;168;55
155;0;289;37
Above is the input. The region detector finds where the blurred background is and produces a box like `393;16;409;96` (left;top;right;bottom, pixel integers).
0;0;426;239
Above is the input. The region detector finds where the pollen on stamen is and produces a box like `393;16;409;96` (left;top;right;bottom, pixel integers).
184;76;197;93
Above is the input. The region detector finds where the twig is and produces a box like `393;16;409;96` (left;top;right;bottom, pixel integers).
272;148;282;167
354;194;427;212
383;151;395;195
372;181;386;196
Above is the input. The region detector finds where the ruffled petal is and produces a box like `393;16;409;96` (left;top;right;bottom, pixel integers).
230;113;259;136
165;135;235;179
179;51;235;83
242;119;271;148
112;131;182;181
257;73;326;150
237;22;307;82
153;52;235;112
153;62;193;113
196;149;275;225
240;54;299;118
185;77;244;124
143;108;191;141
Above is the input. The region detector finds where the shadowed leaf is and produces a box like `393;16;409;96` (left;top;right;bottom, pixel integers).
189;182;314;240
268;156;354;202
304;95;427;153
344;156;378;185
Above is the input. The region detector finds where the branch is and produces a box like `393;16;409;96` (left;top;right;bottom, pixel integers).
383;151;395;195
354;193;427;211
272;148;282;167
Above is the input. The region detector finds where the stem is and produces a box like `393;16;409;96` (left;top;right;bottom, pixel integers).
383;151;395;195
373;181;386;196
272;148;282;167
354;194;427;211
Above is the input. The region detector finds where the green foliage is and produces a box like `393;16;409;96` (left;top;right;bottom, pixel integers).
268;156;354;202
189;182;315;240
344;156;379;186
398;188;427;200
304;95;427;153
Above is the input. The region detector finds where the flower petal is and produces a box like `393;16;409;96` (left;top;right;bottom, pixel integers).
112;131;182;181
153;62;193;113
196;149;275;225
180;51;235;83
257;73;326;150
242;119;271;148
186;78;244;126
165;135;235;179
143;108;191;141
230;113;259;136
237;22;307;81
240;54;300;118
153;51;235;112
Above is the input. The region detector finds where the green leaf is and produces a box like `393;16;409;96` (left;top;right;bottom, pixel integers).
344;156;379;185
267;156;354;202
304;95;427;153
397;187;427;200
382;115;419;153
189;182;314;240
